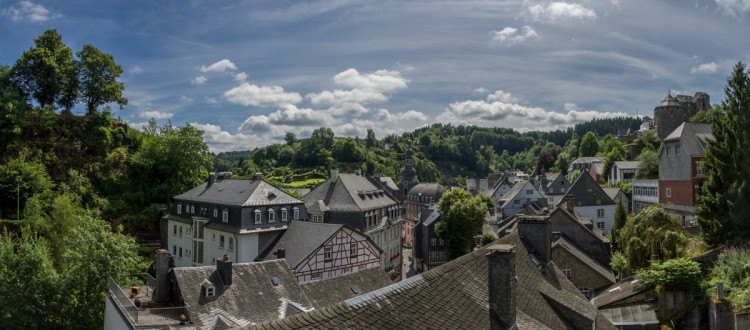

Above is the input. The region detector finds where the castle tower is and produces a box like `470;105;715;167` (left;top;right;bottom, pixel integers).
398;147;419;200
653;91;707;140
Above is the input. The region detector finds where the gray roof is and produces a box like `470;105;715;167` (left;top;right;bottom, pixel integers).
407;182;447;199
374;176;399;191
300;267;392;308
568;157;605;172
557;171;615;207
662;122;712;157
612;161;640;170
246;229;618;330
551;236;615;284
593;279;649;308
302;173;399;212
499;180;529;202
175;178;302;207
602;188;625;204
420;204;441;227
258;221;349;268
173;260;313;329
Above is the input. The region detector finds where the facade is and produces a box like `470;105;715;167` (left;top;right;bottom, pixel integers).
538;171;571;206
558;171;617;234
258;221;382;283
164;174;307;267
632;179;659;213
658;122;711;227
413;205;447;273
403;182;446;247
608;161;640;184
302;171;403;274
654;92;710;139
497;179;547;220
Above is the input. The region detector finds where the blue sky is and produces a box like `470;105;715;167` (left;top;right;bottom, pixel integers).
2;0;749;152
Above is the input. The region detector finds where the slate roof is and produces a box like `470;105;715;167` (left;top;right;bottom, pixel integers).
592;279;649;308
407;182;447;200
661;122;712;157
420;205;441;227
499;180;529;203
557;171;615;207
551;235;615;284
257;221;345;268
568;157;605;172
173;260;313;329
602;188;624;204
302;174;399;212
612;161;640;171
175;178;302;207
300;267;392;308
244;229;618;330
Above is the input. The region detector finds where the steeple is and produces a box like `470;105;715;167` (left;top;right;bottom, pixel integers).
399;146;419;198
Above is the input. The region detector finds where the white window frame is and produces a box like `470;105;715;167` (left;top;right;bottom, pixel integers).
177;203;182;215
324;246;333;261
281;208;288;222
206;286;215;297
666;188;672;198
312;214;323;223
219;235;225;249
597;209;604;218
190;205;195;214
222;209;229;223
213;208;218;218
596;222;605;230
268;209;275;223
228;237;234;251
255;210;262;224
293;207;300;220
562;264;571;279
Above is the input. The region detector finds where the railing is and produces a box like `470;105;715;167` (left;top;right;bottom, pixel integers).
108;277;140;325
107;276;191;327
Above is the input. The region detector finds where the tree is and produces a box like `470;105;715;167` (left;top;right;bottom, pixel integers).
697;62;750;246
612;201;627;248
616;204;688;271
435;188;488;260
0;157;55;219
636;258;701;292
12;29;78;111
311;127;335;149
76;44;127;113
578;131;599;157
366;128;377;149
332;138;365;163
284;132;297;146
635;148;658;179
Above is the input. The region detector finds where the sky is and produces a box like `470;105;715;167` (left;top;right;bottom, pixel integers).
1;0;749;152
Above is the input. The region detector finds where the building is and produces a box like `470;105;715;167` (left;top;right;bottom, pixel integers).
654;92;710;140
538;171;571;206
569;156;606;183
257;221;382;283
632;179;659;213
603;187;630;213
247;224;618;329
163;173;307;267
658;122;711;227
557;171;616;234
608;161;640;184
397;147;419;199
302;171;403;275
412;205;446;273
497;179;547;220
403;183;446;247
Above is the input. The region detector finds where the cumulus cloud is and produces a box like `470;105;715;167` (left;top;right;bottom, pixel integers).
139;111;174;120
715;0;750;16
3;1;60;22
492;26;539;44
486;90;518;103
192;76;207;85
306;68;409;116
234;72;248;81
224;83;302;107
180;95;194;103
690;62;718;74
192;123;269;152
238;115;275;133
374;109;428;122
528;2;597;22
473;87;488;94
267;104;334;126
332;68;408;92
200;59;237;73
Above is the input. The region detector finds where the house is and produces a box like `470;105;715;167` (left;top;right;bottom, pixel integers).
632;179;659;213
608;160;640;184
538;171;571;206
163;173;307;267
246;221;618;329
497;179;548;220
467;171;525;204
658;122;711;227
412;204;447;273
569;156;606;183
403;182;446;248
256;221;382;283
557;171;616;234
302;171;403;275
593;278;659;329
603;187;630;213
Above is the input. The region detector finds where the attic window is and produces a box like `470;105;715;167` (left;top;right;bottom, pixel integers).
271;276;280;286
202;279;216;298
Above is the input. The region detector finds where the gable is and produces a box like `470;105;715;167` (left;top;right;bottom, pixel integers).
560;172;615;207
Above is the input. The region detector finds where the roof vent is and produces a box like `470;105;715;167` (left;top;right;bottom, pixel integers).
271;276;280;286
351;284;361;294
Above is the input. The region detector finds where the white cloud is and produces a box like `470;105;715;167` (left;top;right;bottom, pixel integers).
130;65;143;74
473;87;488;94
238;115;274;133
528;2;597;22
304;68;409;116
200;59;237;73
139;111;174;120
180;95;194;103
715;0;750;16
267;104;334;126
192;123;268;152
234;72;248;81
690;62;718;74
374;109;428;122
192;76;207;85
205;97;219;104
332;68;408;92
3;1;60;22
486;90;518;103
224;83;302;107
492;26;539;44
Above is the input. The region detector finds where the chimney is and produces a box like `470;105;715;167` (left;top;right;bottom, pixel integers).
216;254;232;287
207;173;215;188
330;168;339;182
517;216;551;263
275;248;286;259
486;244;517;330
253;173;263;180
354;168;361;176
154;249;172;304
565;194;575;213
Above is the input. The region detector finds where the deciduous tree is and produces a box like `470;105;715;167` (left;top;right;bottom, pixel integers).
76;44;127;113
435;188;488;260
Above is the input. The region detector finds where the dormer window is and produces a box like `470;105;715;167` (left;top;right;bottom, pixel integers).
281;208;288;222
255;210;262;224
293;207;299;220
213;208;218;218
202;279;216;298
222;209;228;223
177;203;183;214
268;209;276;223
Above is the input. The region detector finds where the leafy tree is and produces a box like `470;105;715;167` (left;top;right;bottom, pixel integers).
0;157;55;219
705;247;750;310
640;129;660;151
612;201;627;248
635;148;658;179
311;127;335;149
480;233;497;246
284;132;297;146
366;128;377;149
295;138;332;167
578;131;599;157
332;138;365;163
12;29;78;111
636;258;701;292
435;188;488;260
617;204;689;271
697;62;750;246
415;157;439;182
76;44;127;113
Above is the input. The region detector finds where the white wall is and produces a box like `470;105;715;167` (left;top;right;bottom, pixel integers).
237;232;259;263
166;220;194;267
575;205;616;235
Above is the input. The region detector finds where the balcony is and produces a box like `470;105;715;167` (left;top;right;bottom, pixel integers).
107;274;192;328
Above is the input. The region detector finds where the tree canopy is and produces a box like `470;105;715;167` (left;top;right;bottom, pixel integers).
435;188;488;260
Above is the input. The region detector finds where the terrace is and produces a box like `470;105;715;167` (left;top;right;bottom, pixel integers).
107;274;192;329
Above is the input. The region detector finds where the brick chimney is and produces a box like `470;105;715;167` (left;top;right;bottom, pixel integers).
154;249;172;304
486;244;517;330
517;216;551;263
216;254;232;287
565;194;575;213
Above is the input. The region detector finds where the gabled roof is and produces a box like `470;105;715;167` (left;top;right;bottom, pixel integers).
568;157;605;172
420;204;441;227
302;173;399;212
558;171;615;207
551;235;615;284
173;260;313;328
550;206;609;244
661;122;712;157
175;178;302;207
612;161;640;171
246;230;618;330
300;267;392;308
602;188;625;204
499;180;531;202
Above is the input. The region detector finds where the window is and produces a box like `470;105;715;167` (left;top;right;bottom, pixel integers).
173;225;177;236
596;199;601;205
212;233;216;241
281;208;288;222
255;210;262;224
526;189;533;195
675;144;681;156
177;203;182;214
206;286;215;297
350;242;358;257
173;245;177;255
697;161;707;176
190;205;195;214
579;288;591;299
222;209;229;223
666;188;672;198
311;273;322;280
219;235;225;249
596;222;605;230
514;200;521;205
268;209;275;223
666;146;671;156
312;214;323;223
597;209;604;218
213;208;218;218
228;237;234;251
324;247;333;261
179;247;183;258
293;207;299;220
562;265;571;279
179;226;183;237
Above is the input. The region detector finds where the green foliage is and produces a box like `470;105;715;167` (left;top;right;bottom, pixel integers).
617;204;689;271
635;148;658;179
76;44;127;113
612;201;627;248
332;138;365;163
636;258;701;292
284;132;297;146
610;251;627;281
435;188;488;260
0;157;55;219
578;131;599;157
480;233;497;246
640;129;660;151
697;62;750;247
705;247;750;310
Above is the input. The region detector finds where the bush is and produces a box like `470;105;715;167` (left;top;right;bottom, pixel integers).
705;247;750;310
636;258;701;292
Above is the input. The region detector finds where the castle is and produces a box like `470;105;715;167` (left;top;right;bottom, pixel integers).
654;91;710;139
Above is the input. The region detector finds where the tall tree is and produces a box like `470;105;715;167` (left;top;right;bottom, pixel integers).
12;29;78;111
612;200;627;248
697;62;750;246
617;204;688;271
366;128;377;149
435;188;488;260
311;127;335;149
332;138;365;163
578;131;599;157
284;132;297;146
76;44;127;113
